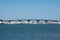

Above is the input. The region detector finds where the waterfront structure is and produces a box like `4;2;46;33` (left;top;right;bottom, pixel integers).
58;20;60;24
0;19;4;24
47;20;58;24
0;19;59;24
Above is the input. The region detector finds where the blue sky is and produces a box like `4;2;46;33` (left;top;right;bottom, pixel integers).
0;0;60;20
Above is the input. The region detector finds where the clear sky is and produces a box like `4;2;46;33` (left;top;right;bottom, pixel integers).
0;0;60;20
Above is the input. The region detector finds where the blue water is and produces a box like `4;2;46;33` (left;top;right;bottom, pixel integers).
0;24;60;40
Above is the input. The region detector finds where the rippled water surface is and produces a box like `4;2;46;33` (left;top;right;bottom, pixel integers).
0;24;60;40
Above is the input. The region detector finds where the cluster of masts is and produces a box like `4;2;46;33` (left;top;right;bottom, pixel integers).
0;19;60;24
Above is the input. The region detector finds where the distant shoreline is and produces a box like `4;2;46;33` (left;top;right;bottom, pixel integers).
0;19;60;24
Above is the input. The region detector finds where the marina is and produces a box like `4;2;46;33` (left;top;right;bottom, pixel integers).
0;19;60;24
